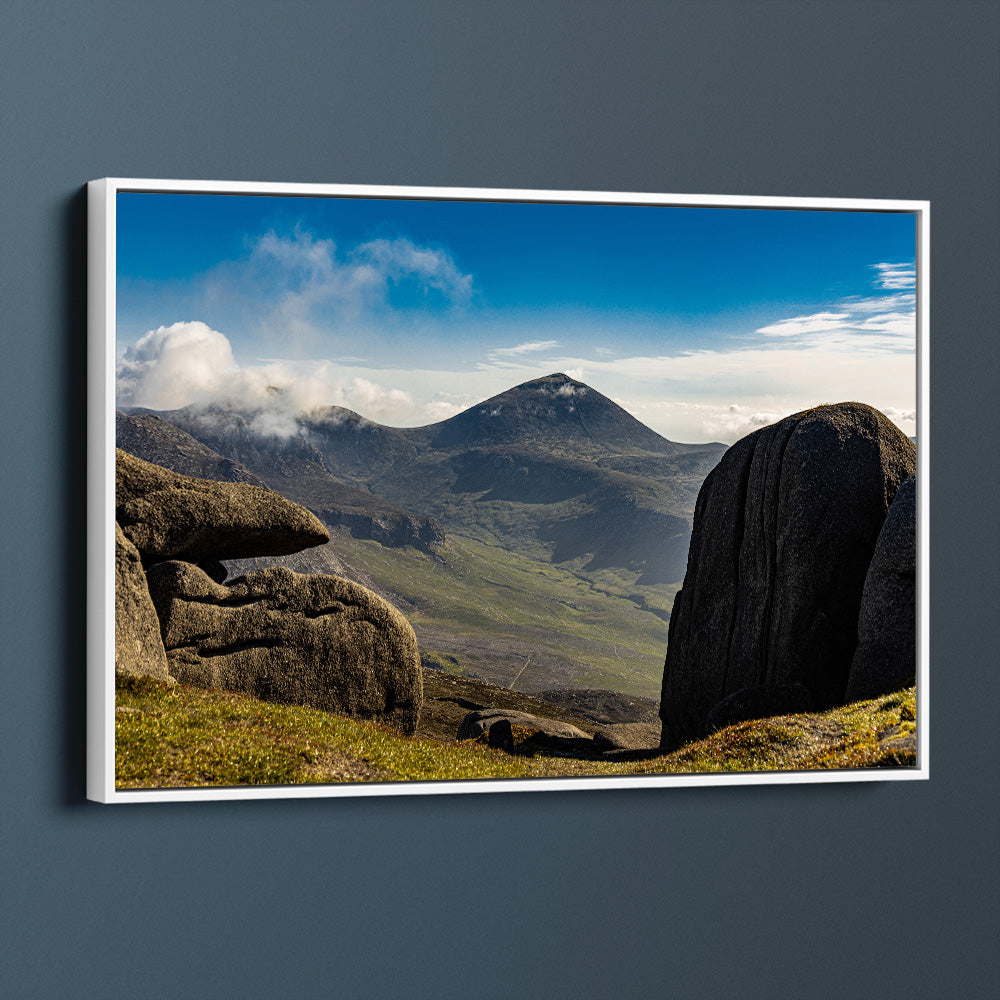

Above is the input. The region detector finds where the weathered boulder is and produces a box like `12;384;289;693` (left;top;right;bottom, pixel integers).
457;708;590;742
116;449;329;564
660;403;915;750
114;523;173;684
146;561;422;734
704;683;813;734
592;721;661;751
846;475;917;702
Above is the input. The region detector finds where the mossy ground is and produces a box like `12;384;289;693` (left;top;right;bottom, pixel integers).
115;675;917;790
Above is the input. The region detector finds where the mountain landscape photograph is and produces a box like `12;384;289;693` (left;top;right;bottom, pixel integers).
104;183;923;794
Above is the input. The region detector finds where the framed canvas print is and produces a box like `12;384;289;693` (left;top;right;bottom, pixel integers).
87;179;929;803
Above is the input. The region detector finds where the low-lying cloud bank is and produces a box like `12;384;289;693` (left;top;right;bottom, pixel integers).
117;321;418;433
117;320;917;445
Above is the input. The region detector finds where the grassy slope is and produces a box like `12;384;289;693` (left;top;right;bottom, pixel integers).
115;675;917;790
324;528;677;698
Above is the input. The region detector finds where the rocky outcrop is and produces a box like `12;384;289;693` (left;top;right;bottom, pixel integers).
457;708;590;742
116;449;330;564
146;562;422;734
114;523;173;684
318;505;445;553
660;403;915;750
116;411;268;486
846;475;917;702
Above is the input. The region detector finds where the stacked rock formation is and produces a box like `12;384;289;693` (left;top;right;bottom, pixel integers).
660;403;916;750
113;449;423;734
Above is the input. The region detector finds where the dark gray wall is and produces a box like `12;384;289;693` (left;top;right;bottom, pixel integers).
1;2;996;997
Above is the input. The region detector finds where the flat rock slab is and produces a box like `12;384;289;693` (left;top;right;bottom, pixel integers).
457;708;590;742
116;448;329;564
660;402;915;750
115;523;174;684
147;561;422;734
592;721;661;751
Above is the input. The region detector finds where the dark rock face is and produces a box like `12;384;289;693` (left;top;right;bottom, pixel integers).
487;719;516;752
116;449;330;564
114;523;173;684
704;683;814;734
146;562;422;734
456;708;590;742
846;475;917;702
660;403;915;750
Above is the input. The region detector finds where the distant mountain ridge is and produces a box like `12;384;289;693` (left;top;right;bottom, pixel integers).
122;373;725;583
300;372;721;475
117;411;444;553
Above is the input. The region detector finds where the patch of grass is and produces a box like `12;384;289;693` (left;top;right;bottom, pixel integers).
117;675;918;790
116;675;594;788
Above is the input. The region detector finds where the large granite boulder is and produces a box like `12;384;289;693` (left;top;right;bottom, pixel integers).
146;562;422;734
457;708;590;742
114;523;173;684
116;449;329;564
660;403;915;750
846;475;917;702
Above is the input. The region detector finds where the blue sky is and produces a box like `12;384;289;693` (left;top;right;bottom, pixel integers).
116;191;917;442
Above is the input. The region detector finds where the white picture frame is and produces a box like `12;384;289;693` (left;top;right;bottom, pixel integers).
89;177;929;803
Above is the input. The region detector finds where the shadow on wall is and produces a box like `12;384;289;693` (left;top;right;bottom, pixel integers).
62;186;89;806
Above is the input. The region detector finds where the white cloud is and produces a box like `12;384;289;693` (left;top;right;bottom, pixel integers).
343;377;414;421
843;292;915;313
117;321;238;410
202;228;474;352
855;312;915;336
354;238;473;304
118;322;418;432
488;340;559;360
872;261;916;290
757;312;853;337
423;399;467;421
752;276;916;354
881;406;916;426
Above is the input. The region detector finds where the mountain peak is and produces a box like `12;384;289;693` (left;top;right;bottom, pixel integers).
513;372;587;393
426;373;677;455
